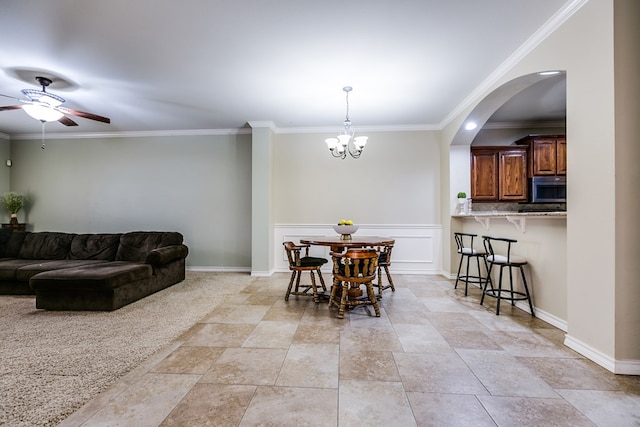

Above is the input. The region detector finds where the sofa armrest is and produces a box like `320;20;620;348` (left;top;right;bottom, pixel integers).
145;244;189;266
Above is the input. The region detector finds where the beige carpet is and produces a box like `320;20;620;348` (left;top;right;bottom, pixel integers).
0;271;254;427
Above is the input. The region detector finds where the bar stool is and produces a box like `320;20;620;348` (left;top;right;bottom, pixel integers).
453;232;490;296
480;236;534;316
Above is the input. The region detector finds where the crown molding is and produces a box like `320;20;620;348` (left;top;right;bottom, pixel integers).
6;123;441;140
0;132;10;141
439;0;587;129
275;124;440;134
482;120;566;130
10;128;252;141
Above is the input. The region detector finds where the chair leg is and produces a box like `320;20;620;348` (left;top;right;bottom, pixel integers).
384;266;395;292
482;256;492;290
337;281;349;319
454;253;464;290
520;266;535;316
509;266;516;306
294;270;302;294
317;268;327;292
480;263;494;306
285;271;297;301
463;255;472;295
474;255;483;293
309;271;319;303
496;265;505;315
365;281;381;317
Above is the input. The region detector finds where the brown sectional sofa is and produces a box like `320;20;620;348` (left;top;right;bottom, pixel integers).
0;229;188;311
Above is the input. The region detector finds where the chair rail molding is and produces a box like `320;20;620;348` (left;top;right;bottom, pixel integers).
274;224;442;275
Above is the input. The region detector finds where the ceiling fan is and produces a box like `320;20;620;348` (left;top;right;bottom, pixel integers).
0;76;110;126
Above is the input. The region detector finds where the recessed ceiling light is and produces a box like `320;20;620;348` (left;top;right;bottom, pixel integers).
538;71;561;76
465;122;477;131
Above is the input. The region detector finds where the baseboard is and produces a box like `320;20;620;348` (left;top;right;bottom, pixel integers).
187;266;251;273
564;334;640;375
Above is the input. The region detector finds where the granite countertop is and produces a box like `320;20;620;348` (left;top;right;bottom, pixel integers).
452;211;566;218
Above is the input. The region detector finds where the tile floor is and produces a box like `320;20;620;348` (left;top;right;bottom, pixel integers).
60;273;640;426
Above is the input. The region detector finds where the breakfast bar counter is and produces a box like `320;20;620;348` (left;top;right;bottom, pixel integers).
452;211;566;233
452;210;567;328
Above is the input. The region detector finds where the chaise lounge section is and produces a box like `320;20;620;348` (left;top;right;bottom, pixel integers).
0;229;188;311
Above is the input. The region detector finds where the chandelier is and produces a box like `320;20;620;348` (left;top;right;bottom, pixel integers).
325;86;368;159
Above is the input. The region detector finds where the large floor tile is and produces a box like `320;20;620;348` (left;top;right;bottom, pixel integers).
457;349;559;398
407;392;496;427
242;320;298;348
81;373;201;427
159;383;256;426
394;352;489;394
200;347;288;385
478;395;596;427
339;350;400;381
339;379;416;427
239;386;338;426
275;343;339;388
557;389;640;427
183;323;256;347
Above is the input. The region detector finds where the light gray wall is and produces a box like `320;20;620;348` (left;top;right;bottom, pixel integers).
9;133;252;268
272;130;441;225
0;138;9;199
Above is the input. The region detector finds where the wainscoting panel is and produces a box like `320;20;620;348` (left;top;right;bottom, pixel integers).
274;224;442;275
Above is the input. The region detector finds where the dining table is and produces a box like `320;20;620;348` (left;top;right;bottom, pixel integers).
299;235;395;253
299;235;395;298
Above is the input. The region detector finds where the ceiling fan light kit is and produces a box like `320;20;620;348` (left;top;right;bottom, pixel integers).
0;76;110;126
325;86;368;160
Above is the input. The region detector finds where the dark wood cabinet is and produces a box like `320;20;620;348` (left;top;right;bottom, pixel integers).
516;135;566;176
471;146;527;202
470;149;498;201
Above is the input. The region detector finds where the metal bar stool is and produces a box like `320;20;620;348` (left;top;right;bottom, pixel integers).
454;232;490;296
480;236;534;316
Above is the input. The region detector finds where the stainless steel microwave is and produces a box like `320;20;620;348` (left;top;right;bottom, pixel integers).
531;176;566;203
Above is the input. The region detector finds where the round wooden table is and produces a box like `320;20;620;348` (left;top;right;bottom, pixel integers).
299;236;395;252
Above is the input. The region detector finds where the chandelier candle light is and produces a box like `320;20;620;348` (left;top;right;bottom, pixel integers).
325;86;368;159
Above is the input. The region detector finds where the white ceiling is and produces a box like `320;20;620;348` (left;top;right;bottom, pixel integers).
0;0;572;137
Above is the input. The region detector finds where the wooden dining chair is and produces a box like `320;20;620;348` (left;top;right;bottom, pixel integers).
283;241;328;303
329;248;380;319
373;243;395;297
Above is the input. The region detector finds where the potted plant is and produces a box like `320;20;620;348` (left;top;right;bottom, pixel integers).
456;192;467;214
1;191;28;225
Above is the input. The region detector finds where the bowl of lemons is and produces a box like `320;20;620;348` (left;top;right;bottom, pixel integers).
333;219;358;240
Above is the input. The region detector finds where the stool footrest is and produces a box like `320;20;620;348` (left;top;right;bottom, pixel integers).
483;289;529;301
457;275;490;285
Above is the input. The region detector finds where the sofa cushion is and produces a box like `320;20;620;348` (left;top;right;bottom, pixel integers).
0;259;50;281
18;232;76;260
16;260;112;282
69;234;122;261
115;232;183;263
0;230;28;258
30;262;152;291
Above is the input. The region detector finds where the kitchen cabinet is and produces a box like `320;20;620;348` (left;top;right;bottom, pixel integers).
516;135;566;176
471;146;528;202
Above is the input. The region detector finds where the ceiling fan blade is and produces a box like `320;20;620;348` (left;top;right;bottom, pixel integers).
58;115;78;126
57;106;110;124
0;105;23;111
0;93;23;102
